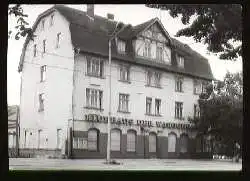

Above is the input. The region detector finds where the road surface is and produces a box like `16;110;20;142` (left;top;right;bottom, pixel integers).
9;158;242;171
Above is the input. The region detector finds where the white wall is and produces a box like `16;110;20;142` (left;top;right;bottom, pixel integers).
19;10;74;149
72;54;203;138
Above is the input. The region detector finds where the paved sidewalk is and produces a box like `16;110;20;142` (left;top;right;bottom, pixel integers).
9;158;242;171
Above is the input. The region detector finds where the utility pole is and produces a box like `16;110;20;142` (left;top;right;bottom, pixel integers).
107;39;111;163
106;22;127;164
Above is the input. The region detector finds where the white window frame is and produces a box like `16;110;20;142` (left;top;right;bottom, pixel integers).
56;32;61;48
86;88;103;109
156;45;164;61
146;97;152;115
87;58;104;77
120;65;130;82
146;71;152;86
155;99;161;116
149;132;157;153
154;72;161;87
143;40;151;58
175;76;183;92
175;102;183;119
111;129;121;151
127;130;136;152
117;39;126;53
39;93;45;111
177;55;184;68
40;65;46;82
118;93;129;112
194;79;202;94
87;129;98;151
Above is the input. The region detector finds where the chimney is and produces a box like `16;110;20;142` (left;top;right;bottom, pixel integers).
107;13;114;20
87;4;94;18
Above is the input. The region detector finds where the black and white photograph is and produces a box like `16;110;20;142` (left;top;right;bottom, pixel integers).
8;4;242;171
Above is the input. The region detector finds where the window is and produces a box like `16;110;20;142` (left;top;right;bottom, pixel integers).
33;44;37;57
149;132;157;152
127;130;136;152
194;104;200;118
156;46;164;61
146;71;161;87
87;129;98;151
168;133;176;152
155;99;161;116
202;82;207;93
146;97;152;115
146;71;153;86
154;72;161;87
38;129;42;149
175;102;183;119
120;65;130;82
39;93;45;111
177;55;184;67
117;39;126;53
175;76;183;92
118;94;129;112
111;129;121;151
41;19;45;31
143;40;151;58
86;88;103;110
180;134;188;153
40;65;46;82
56;33;61;48
194;80;202;94
50;14;54;26
87;58;104;77
56;129;62;149
42;40;46;54
73;137;87;149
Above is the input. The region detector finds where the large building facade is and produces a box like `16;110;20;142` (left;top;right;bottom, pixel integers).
18;5;214;158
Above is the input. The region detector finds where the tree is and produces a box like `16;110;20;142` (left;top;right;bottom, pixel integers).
8;4;34;40
145;4;242;60
189;72;242;157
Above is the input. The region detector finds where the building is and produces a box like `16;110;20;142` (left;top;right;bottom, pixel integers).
8;105;19;157
18;5;214;158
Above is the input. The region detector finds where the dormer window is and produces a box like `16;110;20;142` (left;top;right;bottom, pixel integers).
156;45;164;62
41;19;45;31
117;39;126;53
144;39;151;58
50;14;54;26
177;55;184;68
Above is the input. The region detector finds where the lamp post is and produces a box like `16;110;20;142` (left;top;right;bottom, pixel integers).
106;22;126;164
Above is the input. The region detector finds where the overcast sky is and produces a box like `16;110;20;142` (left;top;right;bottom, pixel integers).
7;4;242;106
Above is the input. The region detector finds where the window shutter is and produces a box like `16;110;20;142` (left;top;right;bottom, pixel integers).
88;129;98;151
127;131;136;152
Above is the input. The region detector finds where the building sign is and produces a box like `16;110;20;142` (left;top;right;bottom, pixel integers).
84;114;193;129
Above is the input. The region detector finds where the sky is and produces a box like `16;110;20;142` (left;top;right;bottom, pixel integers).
7;4;242;106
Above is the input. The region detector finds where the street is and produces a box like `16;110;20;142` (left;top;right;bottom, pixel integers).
9;158;242;171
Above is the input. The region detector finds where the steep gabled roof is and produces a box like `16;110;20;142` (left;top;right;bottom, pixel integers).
18;5;214;80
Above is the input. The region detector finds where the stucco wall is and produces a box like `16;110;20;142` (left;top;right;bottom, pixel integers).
72;53;201;139
19;10;74;149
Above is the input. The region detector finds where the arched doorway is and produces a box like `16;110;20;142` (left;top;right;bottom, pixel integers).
180;133;189;153
168;132;177;153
